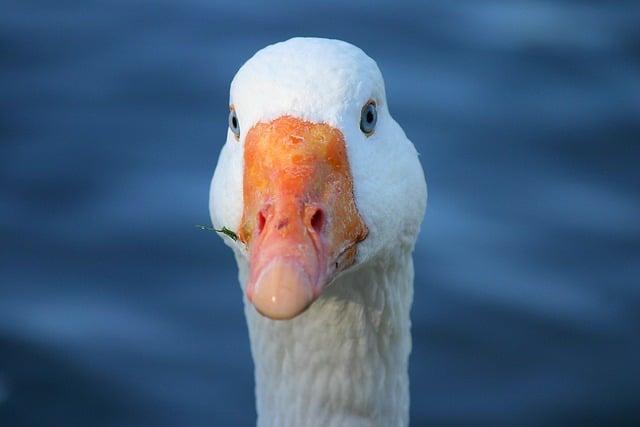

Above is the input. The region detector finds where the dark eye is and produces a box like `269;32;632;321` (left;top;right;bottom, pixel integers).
229;108;240;139
360;100;377;135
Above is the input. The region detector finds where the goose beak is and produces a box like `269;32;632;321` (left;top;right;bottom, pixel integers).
238;116;368;320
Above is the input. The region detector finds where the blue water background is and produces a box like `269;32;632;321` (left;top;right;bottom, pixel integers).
1;1;639;425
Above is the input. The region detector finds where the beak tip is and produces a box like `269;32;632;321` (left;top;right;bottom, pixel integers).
248;259;315;320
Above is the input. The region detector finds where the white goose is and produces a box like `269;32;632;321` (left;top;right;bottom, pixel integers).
210;37;427;427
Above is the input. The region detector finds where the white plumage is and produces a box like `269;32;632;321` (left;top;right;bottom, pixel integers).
210;37;427;427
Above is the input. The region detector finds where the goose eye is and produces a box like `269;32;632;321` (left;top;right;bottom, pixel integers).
229;108;240;139
360;101;377;135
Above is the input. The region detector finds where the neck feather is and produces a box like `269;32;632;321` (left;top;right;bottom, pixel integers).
237;250;414;427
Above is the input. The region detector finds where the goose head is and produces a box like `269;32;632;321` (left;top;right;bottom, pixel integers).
210;37;427;320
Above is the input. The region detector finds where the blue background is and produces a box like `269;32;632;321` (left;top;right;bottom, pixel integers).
1;1;639;425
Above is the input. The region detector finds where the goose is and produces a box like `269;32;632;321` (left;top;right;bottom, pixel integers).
209;37;427;427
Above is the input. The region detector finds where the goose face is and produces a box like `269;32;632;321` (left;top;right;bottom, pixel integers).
210;38;427;320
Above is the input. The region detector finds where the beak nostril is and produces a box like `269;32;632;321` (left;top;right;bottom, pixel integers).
310;208;324;234
257;211;266;235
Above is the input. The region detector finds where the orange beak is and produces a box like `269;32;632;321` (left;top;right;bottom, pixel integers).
238;116;368;320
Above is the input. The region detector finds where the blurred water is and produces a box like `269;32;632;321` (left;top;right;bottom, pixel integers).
1;1;639;426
